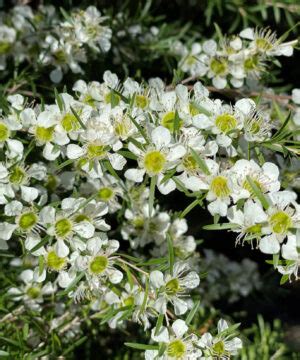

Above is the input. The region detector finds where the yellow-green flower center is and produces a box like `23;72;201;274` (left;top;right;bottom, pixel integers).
161;111;183;132
143;150;166;175
269;211;292;234
124;295;134;306
61;113;80;132
213;340;225;355
114;121;129;138
246;224;262;234
186;55;197;66
133;217;145;230
165;278;180;296
18;212;38;231
255;38;273;51
167;340;186;358
86;143;107;160
83;94;96;107
244;56;259;71
135;95;148;109
89;255;108;274
53;49;67;64
210;58;228;76
98;187;114;202
0;122;9;142
35;126;55;143
26;286;41;299
182;154;198;172
74;214;90;223
0;41;12;54
9;166;26;185
46;250;66;271
46;174;58;192
189;103;200;116
243;177;264;195
210;176;231;198
54;218;73;239
215;113;237;133
104;92;120;106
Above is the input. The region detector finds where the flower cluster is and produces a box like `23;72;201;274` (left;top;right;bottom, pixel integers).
0;5;111;81
174;27;296;88
1;65;299;357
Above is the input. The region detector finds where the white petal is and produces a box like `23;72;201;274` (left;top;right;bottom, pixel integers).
54;239;69;257
108;268;123;284
67;144;84;159
172;319;188;338
150;270;165;288
74;221;95;238
151;126;171;148
21;186;39;203
0;222;17;240
259;235;280;254
124;168;145;183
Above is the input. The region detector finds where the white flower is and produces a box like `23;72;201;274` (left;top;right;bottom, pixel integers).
150;262;200;315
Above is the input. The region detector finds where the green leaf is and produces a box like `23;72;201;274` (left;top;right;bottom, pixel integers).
30;235;51;253
203;223;239;230
246;175;270;210
54;88;64;111
190;148;210;175
173;110;181;135
155;314;164;336
125;343;159;351
128;115;149;144
70;106;87;130
167;234;174;275
180;197;204;219
149;175;157;217
185;300;200;325
280;274;289;285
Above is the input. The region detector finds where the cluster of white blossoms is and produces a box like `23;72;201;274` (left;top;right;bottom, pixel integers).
174;27;296;89
1;67;300;357
0;5;111;81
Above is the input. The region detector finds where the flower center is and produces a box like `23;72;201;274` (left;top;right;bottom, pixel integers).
133;217;145;230
255;38;273;51
54;218;73;239
269;211;292;234
89;255;108;274
242;177;264;194
246;224;262;234
167;340;186;358
114;121;129;138
189;103;200;116
213;340;225;355
9;166;26;185
244;56;259;71
0;122;9;142
104;91;120;106
46;250;66;271
18;212;38;231
143;150;166;175
0;42;12;54
215;113;237;133
98;187;114;202
186;55;197;65
74;214;90;223
165;278;180;296
182;154;198;172
210;176;231;198
135;95;148;109
35;126;55;143
26;286;41;299
61;113;80;132
124;295;134;306
53;49;67;64
83;94;96;107
210;58;228;76
86;143;107;160
161;111;183;132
